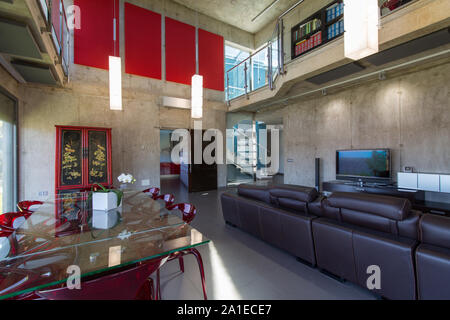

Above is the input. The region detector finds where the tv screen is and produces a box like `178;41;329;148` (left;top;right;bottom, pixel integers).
336;149;391;179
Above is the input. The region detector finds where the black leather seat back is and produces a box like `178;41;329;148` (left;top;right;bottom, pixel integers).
269;185;319;213
323;192;419;239
416;215;450;300
237;184;271;204
419;214;450;249
220;186;317;266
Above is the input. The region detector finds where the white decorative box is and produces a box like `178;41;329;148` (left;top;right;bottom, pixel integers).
92;192;119;211
440;175;450;193
92;209;120;229
418;174;440;192
397;172;418;189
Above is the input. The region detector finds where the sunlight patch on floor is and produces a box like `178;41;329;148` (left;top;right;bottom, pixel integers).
207;242;242;299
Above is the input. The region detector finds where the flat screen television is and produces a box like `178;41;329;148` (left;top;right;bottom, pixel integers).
336;149;391;181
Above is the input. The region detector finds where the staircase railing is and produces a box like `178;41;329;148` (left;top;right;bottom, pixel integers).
228;124;278;181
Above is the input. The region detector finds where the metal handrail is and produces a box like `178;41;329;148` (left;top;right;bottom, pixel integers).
226;42;271;73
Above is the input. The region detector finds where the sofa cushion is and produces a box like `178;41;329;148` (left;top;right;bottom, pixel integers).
419;214;450;249
269;185;319;203
312;218;357;282
237;184;271;204
277;197;308;213
416;243;450;300
327;192;411;221
352;228;417;300
309;197;324;216
220;193;241;227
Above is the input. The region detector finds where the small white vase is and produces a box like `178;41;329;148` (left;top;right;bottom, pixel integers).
92;192;118;211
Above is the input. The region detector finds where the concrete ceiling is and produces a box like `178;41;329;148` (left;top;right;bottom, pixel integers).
172;0;300;33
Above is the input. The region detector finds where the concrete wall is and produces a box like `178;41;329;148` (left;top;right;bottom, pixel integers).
17;66;228;200
282;61;450;200
10;0;245;200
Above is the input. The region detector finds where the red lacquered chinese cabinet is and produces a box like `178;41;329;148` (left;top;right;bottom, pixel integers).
55;125;113;195
55;126;112;233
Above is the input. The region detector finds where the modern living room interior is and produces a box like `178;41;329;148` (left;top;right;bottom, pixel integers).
0;0;449;301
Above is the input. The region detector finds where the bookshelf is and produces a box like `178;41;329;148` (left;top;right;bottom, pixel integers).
291;0;344;60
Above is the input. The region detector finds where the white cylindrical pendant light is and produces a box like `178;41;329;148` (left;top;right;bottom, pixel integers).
344;0;379;60
191;74;203;119
109;56;122;111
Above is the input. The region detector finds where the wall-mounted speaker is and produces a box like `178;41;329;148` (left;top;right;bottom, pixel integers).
315;158;320;191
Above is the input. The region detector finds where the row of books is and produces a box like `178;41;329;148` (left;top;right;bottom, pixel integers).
295;32;322;56
293;18;322;42
326;2;344;23
327;19;344;40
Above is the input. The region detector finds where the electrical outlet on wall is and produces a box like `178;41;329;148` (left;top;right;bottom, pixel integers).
38;191;48;198
141;179;150;186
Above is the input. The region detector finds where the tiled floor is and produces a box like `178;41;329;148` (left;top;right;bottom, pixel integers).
156;176;376;300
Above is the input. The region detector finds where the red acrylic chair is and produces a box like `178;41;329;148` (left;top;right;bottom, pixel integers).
0;212;29;230
142;187;160;200
35;259;163;300
155;194;175;208
17;201;43;213
156;203;207;300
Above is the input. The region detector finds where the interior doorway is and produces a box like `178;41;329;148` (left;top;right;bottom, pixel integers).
160;129;184;193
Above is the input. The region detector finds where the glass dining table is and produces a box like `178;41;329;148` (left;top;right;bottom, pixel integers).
0;190;210;300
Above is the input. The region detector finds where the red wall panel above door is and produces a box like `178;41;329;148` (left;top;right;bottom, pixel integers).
198;29;224;91
165;17;196;85
124;3;161;79
74;0;119;70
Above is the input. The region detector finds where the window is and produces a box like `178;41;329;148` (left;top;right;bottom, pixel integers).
225;45;250;100
251;47;269;91
0;90;17;213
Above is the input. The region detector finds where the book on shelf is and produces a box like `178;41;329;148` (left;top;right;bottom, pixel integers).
296;18;322;40
295;32;322;56
326;2;344;23
327;19;344;40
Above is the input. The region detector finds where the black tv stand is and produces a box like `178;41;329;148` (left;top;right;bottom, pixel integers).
322;180;450;216
342;181;393;188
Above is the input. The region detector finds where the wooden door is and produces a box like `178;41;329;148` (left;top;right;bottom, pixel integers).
180;130;217;193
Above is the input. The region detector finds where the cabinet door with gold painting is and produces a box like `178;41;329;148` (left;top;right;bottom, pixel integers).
87;129;112;186
59;129;83;187
56;126;112;193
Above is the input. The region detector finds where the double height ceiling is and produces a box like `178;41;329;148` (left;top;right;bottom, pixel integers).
173;0;300;33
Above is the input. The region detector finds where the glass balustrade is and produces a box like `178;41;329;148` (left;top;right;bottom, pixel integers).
226;37;281;102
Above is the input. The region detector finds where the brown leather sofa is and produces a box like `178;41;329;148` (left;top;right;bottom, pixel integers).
220;184;319;265
313;192;420;300
416;214;450;300
221;185;450;299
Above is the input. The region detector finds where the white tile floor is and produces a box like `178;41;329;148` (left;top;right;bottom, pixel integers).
155;176;376;300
